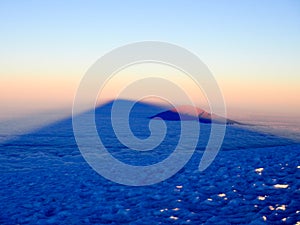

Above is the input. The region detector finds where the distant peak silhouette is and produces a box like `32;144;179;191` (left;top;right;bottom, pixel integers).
96;99;243;125
150;105;241;125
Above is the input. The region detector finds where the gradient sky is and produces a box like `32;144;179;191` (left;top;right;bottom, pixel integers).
1;0;300;118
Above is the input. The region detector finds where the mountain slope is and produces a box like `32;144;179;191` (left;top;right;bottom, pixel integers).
149;105;240;125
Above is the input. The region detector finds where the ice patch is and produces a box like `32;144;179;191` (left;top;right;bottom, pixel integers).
273;184;289;189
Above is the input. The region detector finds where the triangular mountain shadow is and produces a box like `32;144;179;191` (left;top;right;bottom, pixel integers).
1;99;299;224
0;99;297;161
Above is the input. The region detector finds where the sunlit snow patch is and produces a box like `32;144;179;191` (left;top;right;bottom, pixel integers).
273;184;289;189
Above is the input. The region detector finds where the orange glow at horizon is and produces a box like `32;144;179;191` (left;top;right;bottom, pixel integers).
0;75;79;117
1;64;299;118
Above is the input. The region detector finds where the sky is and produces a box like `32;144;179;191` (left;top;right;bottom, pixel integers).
1;0;300;119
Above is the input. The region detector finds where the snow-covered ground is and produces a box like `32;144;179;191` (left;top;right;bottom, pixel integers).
0;101;299;224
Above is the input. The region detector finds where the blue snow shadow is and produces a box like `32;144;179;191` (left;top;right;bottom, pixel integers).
0;99;299;224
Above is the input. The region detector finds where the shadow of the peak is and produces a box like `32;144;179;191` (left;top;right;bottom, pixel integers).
0;99;297;161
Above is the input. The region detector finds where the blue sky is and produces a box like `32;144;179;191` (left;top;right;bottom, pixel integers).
1;0;300;116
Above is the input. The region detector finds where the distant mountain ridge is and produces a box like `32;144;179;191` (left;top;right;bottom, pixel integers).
149;105;241;125
96;99;244;125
